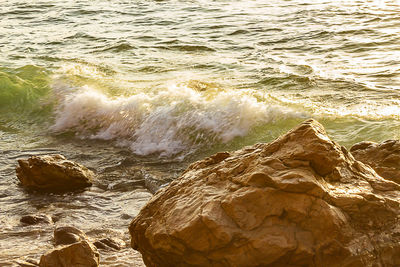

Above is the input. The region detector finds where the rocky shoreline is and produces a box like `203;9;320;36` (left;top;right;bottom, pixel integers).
12;119;400;266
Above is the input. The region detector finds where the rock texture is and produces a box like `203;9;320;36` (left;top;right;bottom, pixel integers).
129;119;400;267
351;140;400;184
39;241;99;267
16;259;39;267
16;154;93;192
54;226;88;246
94;237;124;251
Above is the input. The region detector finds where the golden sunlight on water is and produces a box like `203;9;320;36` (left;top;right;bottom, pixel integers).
0;0;399;265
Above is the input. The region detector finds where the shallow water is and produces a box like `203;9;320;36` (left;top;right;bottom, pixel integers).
1;0;400;265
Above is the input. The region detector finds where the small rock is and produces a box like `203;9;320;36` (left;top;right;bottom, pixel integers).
15;259;39;267
93;237;124;251
144;174;165;194
20;215;52;225
39;240;99;267
16;154;94;192
54;226;87;246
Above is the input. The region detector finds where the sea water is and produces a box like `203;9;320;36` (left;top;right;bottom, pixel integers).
0;0;399;265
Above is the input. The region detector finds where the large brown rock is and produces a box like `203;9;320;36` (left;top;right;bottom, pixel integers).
350;140;400;184
39;240;99;267
129;119;400;267
16;154;94;192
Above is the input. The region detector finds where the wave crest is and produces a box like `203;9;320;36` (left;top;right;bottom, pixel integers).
0;65;50;110
51;83;301;158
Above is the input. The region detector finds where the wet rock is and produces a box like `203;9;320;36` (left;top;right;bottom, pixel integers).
351;140;400;184
15;258;39;267
39;240;99;267
16;154;94;192
50;213;63;223
16;262;38;267
54;226;87;246
93;237;124;251
17;262;38;267
129;119;400;267
144;174;166;194
20;214;52;225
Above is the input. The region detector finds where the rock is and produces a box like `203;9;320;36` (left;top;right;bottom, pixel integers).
15;259;39;267
129;119;400;267
16;262;38;267
39;240;99;267
16;154;94;192
54;226;87;246
20;214;52;225
93;237;124;251
144;174;168;194
17;262;38;267
351;140;400;184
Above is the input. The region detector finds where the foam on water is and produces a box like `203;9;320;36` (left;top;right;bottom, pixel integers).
51;82;303;158
274;92;400;120
2;1;400;265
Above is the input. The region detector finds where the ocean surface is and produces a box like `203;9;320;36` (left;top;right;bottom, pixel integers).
1;0;399;265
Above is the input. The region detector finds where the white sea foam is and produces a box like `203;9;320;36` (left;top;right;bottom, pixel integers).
51;83;302;157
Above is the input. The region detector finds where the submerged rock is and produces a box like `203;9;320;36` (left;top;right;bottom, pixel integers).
17;262;38;267
39;240;99;267
93;237;124;251
16;154;94;192
351;140;400;184
20;214;52;225
129;119;400;267
54;226;88;246
144;173;168;194
15;258;39;267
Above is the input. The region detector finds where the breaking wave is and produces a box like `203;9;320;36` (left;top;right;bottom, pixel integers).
51;82;303;158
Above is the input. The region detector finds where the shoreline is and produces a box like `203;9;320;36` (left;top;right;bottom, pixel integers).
4;119;400;266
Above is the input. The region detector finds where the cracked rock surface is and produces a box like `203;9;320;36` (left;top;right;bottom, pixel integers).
129;119;400;267
351;140;400;185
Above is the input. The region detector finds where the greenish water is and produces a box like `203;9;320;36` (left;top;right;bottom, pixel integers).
1;0;399;265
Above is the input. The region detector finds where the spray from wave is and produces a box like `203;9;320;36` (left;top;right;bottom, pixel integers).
3;64;399;158
50;82;303;158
